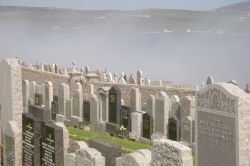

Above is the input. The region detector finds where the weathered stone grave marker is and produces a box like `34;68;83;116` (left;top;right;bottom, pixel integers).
168;117;178;141
41;123;65;166
154;91;170;136
142;112;153;139
108;86;121;124
83;100;90;124
181;116;193;145
152;138;192;166
196;83;250;166
51;95;58;121
89;138;122;166
106;86;121;135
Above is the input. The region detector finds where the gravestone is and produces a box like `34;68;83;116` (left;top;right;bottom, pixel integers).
118;77;126;84
54;122;69;153
152;139;192;166
22;112;45;166
86;84;94;95
144;78;151;86
83;100;90;124
89;138;122;166
58;83;69;117
129;111;142;141
22;105;51;166
68;141;88;153
64;153;76;166
207;75;214;85
107;72;113;82
51;101;57;121
97;87;110;123
170;95;180;120
180;96;195;140
108;86;121;124
147;95;155;130
120;106;131;132
51;96;58;121
181;116;193;145
130;88;141;112
154;91;170;136
65;97;72;124
72;83;83;126
76;147;105;166
142;113;153;139
168;118;178;141
29;81;36;102
0;59;23;166
137;70;143;85
3;121;22;166
90;94;100;127
180;96;195;120
35;85;42;97
196;83;250;166
22;80;30;112
41;122;66;166
116;149;151;166
43;81;53;111
0;59;23;127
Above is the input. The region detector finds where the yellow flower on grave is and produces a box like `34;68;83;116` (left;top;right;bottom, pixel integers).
120;125;126;131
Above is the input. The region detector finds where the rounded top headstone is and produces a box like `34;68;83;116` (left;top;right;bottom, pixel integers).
85;65;90;74
170;95;180;103
137;70;142;77
245;84;250;94
228;80;238;85
206;76;214;85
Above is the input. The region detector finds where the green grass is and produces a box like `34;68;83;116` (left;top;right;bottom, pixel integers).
68;127;151;154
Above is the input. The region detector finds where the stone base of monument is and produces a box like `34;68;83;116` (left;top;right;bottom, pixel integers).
78;121;84;129
139;137;151;144
106;122;120;136
116;149;151;166
56;114;65;123
84;126;90;131
64;119;71;126
92;125;106;134
129;132;137;141
70;116;81;127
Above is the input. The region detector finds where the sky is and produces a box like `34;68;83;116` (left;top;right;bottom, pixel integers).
0;0;250;88
0;0;248;10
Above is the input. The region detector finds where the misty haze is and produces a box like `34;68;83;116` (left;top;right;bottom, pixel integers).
0;2;250;87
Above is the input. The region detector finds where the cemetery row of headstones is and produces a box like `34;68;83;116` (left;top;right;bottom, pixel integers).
22;105;69;166
22;79;195;146
3;59;250;166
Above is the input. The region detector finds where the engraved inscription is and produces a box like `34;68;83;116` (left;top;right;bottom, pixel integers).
22;116;34;166
5;135;15;166
198;113;235;145
41;125;55;166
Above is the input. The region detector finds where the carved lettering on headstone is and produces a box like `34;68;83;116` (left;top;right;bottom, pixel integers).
22;115;34;166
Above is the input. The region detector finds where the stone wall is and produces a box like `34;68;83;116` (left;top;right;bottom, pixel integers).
90;81;196;106
21;67;196;106
21;67;69;93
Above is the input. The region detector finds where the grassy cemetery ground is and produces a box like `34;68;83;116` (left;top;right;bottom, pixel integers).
68;127;151;153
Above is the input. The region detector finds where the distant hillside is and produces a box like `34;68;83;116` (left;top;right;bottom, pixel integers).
217;1;250;12
1;5;250;34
